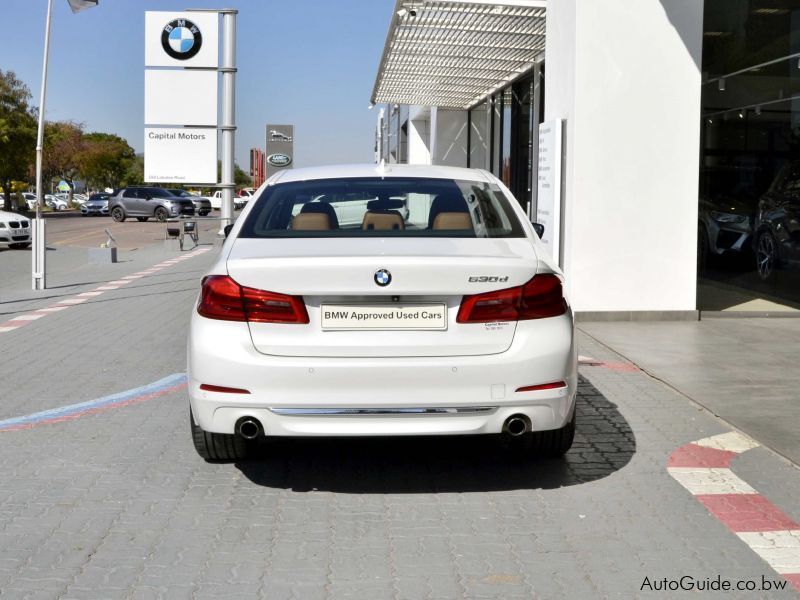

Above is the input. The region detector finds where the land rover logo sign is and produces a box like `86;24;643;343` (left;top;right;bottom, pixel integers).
267;153;292;167
161;19;203;60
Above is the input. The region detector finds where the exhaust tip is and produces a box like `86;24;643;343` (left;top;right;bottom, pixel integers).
235;417;262;440
504;414;530;437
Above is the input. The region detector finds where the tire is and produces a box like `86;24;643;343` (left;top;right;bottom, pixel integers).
199;211;210;217
154;207;169;222
530;410;576;458
136;217;149;222
111;207;126;222
756;231;778;281
190;409;248;461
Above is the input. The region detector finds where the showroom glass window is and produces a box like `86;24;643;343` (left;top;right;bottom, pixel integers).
698;2;800;309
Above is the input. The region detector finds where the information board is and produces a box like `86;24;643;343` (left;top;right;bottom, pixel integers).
536;119;563;265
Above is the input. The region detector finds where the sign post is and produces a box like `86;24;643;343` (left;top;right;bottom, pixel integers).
144;9;236;235
536;119;563;266
218;9;237;236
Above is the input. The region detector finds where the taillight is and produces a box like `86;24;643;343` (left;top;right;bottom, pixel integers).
198;275;309;324
457;274;567;323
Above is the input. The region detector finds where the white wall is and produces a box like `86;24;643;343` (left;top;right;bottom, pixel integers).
545;0;703;313
408;106;432;165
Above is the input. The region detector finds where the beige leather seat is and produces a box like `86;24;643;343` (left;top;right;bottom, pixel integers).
291;212;331;231
362;210;405;231
432;212;472;230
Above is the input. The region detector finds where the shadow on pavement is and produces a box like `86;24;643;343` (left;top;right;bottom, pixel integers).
236;376;635;493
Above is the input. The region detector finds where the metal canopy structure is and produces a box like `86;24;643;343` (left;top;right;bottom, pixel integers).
371;0;546;110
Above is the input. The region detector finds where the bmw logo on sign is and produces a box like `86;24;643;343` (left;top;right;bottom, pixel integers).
374;269;392;287
161;19;203;60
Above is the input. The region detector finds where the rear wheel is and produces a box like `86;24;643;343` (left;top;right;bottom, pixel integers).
111;207;126;222
136;217;149;222
190;409;248;461
154;207;169;222
527;411;576;458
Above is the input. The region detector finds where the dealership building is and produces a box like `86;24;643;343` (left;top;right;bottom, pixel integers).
372;0;800;318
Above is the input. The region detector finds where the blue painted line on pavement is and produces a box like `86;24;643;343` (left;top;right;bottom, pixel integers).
0;373;187;431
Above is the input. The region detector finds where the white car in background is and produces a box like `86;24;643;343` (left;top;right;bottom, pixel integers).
0;210;31;249
188;164;576;461
211;190;247;210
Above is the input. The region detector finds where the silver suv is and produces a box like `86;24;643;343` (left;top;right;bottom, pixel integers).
109;187;195;223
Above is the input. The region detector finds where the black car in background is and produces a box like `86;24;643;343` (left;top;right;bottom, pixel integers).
754;161;800;280
166;189;212;216
108;187;195;222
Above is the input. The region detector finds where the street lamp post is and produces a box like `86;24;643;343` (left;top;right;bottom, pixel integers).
32;0;54;290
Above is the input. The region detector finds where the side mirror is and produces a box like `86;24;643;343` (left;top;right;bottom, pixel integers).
532;222;545;239
224;224;234;238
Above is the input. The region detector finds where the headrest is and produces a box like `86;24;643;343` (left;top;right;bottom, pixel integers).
300;202;339;228
292;212;331;231
432;212;472;230
362;210;405;231
428;194;469;228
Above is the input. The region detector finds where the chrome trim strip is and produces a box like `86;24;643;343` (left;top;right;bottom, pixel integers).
269;406;496;416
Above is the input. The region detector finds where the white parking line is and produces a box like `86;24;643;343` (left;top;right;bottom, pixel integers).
0;247;212;335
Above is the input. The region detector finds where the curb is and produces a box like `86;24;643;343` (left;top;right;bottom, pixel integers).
668;432;800;592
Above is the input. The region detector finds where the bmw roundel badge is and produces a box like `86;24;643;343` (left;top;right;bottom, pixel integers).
161;19;203;61
374;269;392;287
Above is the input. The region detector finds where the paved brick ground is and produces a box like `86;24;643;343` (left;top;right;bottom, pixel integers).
0;243;799;598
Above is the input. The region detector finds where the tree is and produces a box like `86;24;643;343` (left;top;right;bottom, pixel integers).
216;160;252;188
0;70;36;212
78;132;136;190
42;121;84;203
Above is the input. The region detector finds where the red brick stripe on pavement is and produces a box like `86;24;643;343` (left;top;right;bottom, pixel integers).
667;443;738;468
695;494;800;533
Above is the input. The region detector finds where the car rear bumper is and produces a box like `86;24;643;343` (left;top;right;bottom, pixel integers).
188;311;577;437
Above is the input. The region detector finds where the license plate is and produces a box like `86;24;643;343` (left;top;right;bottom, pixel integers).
321;304;447;331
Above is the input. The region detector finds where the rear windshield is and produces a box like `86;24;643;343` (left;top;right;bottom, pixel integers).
238;177;525;238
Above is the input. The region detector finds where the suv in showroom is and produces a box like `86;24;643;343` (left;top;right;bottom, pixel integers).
109;187;195;222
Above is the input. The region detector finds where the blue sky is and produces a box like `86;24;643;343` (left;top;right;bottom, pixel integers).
2;0;393;168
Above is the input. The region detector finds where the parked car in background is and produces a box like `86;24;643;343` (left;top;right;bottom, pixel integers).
0;210;31;249
22;193;38;211
697;197;754;271
166;189;212;216
212;190;247;210
72;193;88;205
754;160;800;280
238;187;254;197
80;192;112;216
46;196;69;211
108;187;195;222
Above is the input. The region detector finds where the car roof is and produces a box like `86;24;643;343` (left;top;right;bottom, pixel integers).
266;163;493;185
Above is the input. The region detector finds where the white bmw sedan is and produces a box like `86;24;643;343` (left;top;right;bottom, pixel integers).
188;164;576;460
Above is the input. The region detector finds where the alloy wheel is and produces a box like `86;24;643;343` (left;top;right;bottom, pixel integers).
756;232;776;280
